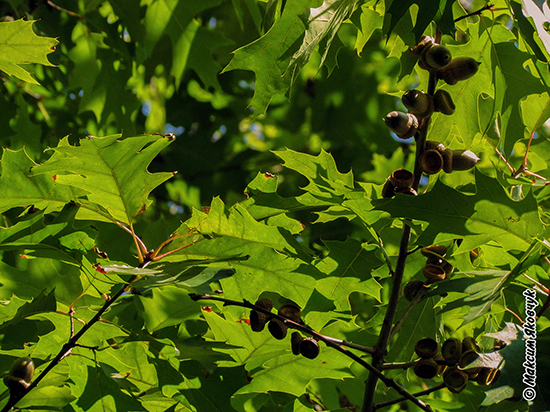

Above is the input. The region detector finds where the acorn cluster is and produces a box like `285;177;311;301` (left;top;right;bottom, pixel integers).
249;298;320;359
382;37;481;198
3;356;34;397
413;337;500;393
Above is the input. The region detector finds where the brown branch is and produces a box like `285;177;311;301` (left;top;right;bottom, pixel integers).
189;293;435;412
454;3;495;23
373;383;446;410
0;275;138;412
361;35;441;412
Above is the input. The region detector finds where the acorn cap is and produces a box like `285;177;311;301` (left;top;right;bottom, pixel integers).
425;140;446;152
389;168;414;189
413;358;439;379
268;319;288;340
300;337;320;359
423;263;447;283
421;245;447;259
462;336;480;353
403;279;426;302
278;303;301;322
250;310;268;332
444;367;469;393
441;338;462;364
415;337;439;358
458;350;479;369
420;149;444;175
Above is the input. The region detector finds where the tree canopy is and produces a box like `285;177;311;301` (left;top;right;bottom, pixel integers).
0;1;549;411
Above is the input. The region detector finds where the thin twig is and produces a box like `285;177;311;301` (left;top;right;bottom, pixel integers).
189;294;434;412
0;275;138;412
454;3;495;23
373;383;446;410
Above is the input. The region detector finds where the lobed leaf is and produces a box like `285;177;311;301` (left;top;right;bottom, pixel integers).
0;19;58;84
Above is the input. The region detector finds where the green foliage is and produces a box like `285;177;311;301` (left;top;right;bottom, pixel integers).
0;1;549;412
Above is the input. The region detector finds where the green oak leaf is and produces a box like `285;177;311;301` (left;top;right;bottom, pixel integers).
385;0;455;44
31;134;176;225
0;19;58;84
376;171;543;252
313;239;382;312
0;148;77;214
222;0;313;114
273;148;354;195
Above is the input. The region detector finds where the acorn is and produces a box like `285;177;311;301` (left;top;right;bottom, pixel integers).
402;90;434;118
403;279;426;302
441;338;462;364
438;57;480;85
278;303;302;323
469;248;480;263
441;148;454;173
3;357;34;396
444;367;469;393
475;367;499;385
422;45;453;70
425;140;446;152
419;149;444;175
384;111;419;139
423;263;447;283
250;297;273;332
291;332;303;355
268;319;288;340
462;336;480;353
300;337;320;359
450;150;480;171
421;245;447;259
381;178;396;198
458;350;479;369
433;90;455;115
415;337;439;359
413;358;439;379
389;168;414;189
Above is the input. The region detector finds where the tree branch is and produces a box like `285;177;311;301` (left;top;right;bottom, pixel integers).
189;294;435;412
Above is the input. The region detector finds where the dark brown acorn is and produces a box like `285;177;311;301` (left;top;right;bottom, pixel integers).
450;150;480;171
458;350;479;369
384;111;419;139
278;303;302;322
382;178;396;198
433;90;455;115
423;45;453;70
415;337;439;359
268;319;288;340
462;336;480;353
291;332;303;355
420;149;444;175
389;168;414;189
413;358;439;379
423;263;447;283
402;89;434;118
421;245;448;259
425;140;446;152
475;367;500;385
438;57;480;85
469;248;480;263
441;338;462;364
3;357;34;396
444;367;469;393
300;337;320;359
250;297;274;332
403;279;426;302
